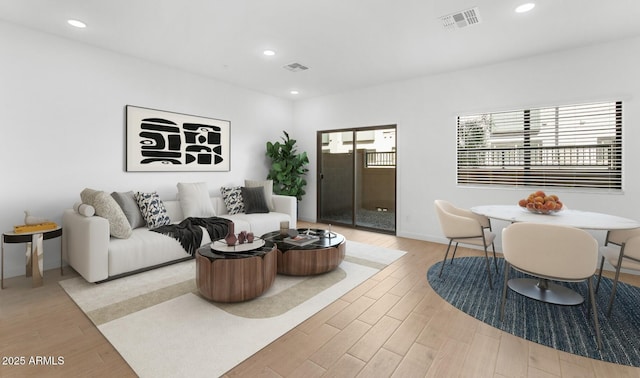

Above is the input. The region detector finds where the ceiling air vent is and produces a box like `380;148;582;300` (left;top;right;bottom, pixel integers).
440;7;481;30
283;62;309;72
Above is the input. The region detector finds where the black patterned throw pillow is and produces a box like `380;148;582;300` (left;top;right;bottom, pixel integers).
220;186;245;215
134;191;172;228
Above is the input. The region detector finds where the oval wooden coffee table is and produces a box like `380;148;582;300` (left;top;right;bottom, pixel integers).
261;229;346;276
195;239;276;302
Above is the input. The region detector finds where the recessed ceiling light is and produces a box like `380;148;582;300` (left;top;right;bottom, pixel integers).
263;50;276;56
67;19;87;28
290;90;299;95
515;3;535;13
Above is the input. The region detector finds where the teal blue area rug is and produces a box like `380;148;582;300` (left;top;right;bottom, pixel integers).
427;257;640;367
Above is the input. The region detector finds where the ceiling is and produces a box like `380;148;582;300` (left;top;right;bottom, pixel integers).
2;0;640;101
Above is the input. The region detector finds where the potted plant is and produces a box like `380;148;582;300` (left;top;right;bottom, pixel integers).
266;131;310;201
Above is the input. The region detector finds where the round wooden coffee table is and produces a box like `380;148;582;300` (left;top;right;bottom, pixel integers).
195;239;276;302
261;229;346;276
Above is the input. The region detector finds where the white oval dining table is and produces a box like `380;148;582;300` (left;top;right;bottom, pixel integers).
471;205;640;305
471;205;640;230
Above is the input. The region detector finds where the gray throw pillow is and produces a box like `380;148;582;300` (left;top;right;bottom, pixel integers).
111;191;146;228
241;186;269;214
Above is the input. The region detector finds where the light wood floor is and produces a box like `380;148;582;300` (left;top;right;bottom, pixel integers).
2;221;640;377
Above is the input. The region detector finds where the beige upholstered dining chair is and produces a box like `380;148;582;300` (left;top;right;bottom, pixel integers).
433;200;498;289
596;228;640;316
500;222;602;349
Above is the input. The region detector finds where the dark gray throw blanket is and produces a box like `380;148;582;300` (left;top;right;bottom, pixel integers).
151;217;230;256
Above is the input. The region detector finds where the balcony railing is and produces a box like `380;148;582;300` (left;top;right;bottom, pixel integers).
366;151;396;167
458;143;619;169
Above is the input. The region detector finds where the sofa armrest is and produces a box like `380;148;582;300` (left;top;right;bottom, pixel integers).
62;209;110;282
272;195;297;228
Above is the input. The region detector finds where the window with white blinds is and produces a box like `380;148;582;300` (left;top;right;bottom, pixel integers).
457;101;622;190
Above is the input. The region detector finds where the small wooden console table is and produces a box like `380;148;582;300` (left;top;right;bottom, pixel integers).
1;227;63;289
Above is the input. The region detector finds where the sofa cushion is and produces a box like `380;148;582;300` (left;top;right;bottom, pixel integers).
134;191;172;229
81;188;132;239
177;182;216;218
224;212;291;236
220;186;245;215
73;202;95;217
244;179;275;211
108;228;205;277
241;186;269;214
111;191;146;229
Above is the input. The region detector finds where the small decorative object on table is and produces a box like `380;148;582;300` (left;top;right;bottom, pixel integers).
284;230;320;246
518;190;564;215
13;222;58;234
24;211;50;225
280;221;289;236
246;232;255;243
238;231;247;244
283;236;318;247
224;222;237;246
14;211;57;234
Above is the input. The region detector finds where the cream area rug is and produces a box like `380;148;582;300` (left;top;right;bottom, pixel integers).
60;241;406;377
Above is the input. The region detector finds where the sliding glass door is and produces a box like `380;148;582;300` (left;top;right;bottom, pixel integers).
318;131;355;227
317;126;396;233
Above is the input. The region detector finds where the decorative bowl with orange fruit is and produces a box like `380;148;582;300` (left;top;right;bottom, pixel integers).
518;190;564;215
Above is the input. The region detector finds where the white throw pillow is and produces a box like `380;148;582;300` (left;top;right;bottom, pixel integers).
177;182;216;218
80;188;132;239
244;179;275;211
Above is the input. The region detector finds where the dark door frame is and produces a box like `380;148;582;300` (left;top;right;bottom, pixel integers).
316;124;397;234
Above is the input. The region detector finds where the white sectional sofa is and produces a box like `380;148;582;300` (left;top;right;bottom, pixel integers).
63;192;296;283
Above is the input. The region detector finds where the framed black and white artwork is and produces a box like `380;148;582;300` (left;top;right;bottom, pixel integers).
126;105;230;172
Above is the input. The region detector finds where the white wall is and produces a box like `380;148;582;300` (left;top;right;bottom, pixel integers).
293;36;640;248
3;20;639;281
0;22;293;280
